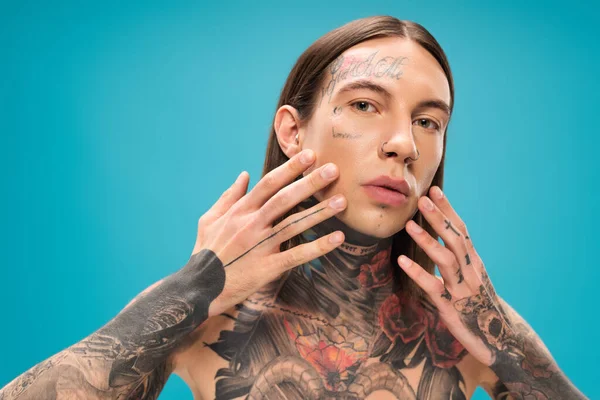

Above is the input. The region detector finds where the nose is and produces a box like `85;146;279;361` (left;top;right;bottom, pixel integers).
379;123;419;164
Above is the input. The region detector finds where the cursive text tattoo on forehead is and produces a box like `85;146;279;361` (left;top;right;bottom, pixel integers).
320;51;409;104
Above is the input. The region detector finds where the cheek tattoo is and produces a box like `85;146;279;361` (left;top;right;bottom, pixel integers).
331;127;362;140
331;107;361;139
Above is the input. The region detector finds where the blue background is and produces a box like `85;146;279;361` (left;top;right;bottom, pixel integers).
1;1;597;398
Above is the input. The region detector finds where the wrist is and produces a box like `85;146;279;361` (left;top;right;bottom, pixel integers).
171;248;226;323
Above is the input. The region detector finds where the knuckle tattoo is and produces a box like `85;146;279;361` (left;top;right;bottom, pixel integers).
441;287;452;301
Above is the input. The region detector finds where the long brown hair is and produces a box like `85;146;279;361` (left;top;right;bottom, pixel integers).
261;16;454;298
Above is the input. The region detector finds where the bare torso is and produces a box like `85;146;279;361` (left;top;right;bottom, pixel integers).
172;260;494;400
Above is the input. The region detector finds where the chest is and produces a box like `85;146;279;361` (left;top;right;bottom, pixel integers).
186;289;481;400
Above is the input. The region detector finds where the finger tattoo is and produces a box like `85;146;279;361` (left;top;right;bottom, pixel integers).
441;287;452;301
444;219;461;236
456;267;464;284
223;206;326;267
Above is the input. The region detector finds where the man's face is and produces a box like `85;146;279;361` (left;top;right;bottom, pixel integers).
299;37;451;239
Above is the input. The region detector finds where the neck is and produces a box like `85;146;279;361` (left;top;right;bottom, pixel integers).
276;196;395;335
299;195;393;271
300;196;392;255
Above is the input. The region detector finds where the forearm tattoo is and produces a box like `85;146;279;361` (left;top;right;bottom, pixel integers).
455;272;586;399
0;249;225;399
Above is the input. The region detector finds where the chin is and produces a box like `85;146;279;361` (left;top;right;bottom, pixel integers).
339;201;409;239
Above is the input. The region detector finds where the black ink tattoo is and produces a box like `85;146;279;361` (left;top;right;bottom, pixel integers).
333;106;343;115
444;219;461;236
465;253;471;266
332;127;361;140
456;267;464;284
320;51;409;103
224;206;326;267
0;249;226;399
201;195;469;400
453;278;587;399
441;287;452;301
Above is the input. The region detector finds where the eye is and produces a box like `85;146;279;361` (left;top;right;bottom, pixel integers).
413;118;440;131
351;101;377;113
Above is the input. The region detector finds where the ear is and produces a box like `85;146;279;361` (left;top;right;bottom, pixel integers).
274;105;303;159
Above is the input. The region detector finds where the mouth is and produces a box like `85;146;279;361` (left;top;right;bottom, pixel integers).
362;185;408;207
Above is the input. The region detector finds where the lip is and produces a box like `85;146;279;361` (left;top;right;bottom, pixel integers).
362;185;408;206
362;175;411;207
363;175;411;197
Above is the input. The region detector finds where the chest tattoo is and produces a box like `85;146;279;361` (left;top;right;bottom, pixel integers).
206;244;469;399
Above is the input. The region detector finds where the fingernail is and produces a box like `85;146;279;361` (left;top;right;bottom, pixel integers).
329;231;344;243
321;163;338;179
431;186;444;200
399;255;411;268
300;150;315;164
329;195;346;210
408;221;423;234
422;197;434;212
236;171;246;184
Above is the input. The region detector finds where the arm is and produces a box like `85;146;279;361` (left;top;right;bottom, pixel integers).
478;297;586;399
395;186;587;400
0;249;225;400
1;150;348;399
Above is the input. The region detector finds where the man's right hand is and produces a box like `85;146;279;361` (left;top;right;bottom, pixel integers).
190;149;347;318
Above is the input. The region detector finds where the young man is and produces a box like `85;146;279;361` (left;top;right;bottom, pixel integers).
1;16;586;400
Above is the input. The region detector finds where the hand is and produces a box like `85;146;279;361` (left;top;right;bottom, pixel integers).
397;186;513;367
192;149;347;318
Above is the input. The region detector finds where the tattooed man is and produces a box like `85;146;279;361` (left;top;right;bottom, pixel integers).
0;16;587;400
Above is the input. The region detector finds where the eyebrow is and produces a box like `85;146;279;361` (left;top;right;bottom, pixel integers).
414;99;451;119
335;78;451;118
336;79;392;101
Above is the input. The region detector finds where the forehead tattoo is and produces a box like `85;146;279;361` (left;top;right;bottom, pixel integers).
320;51;410;104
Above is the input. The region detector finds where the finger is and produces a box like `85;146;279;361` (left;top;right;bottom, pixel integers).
208;171;249;218
272;230;344;273
258;162;339;224
241;149;316;211
397;255;447;302
272;194;347;243
416;196;478;287
404;220;469;296
428;187;484;274
428;187;468;235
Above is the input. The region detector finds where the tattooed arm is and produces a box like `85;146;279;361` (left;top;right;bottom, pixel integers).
397;186;587;400
477;297;586;400
0;250;225;400
0;150;348;399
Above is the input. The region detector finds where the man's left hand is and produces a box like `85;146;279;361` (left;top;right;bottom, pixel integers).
398;185;516;367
